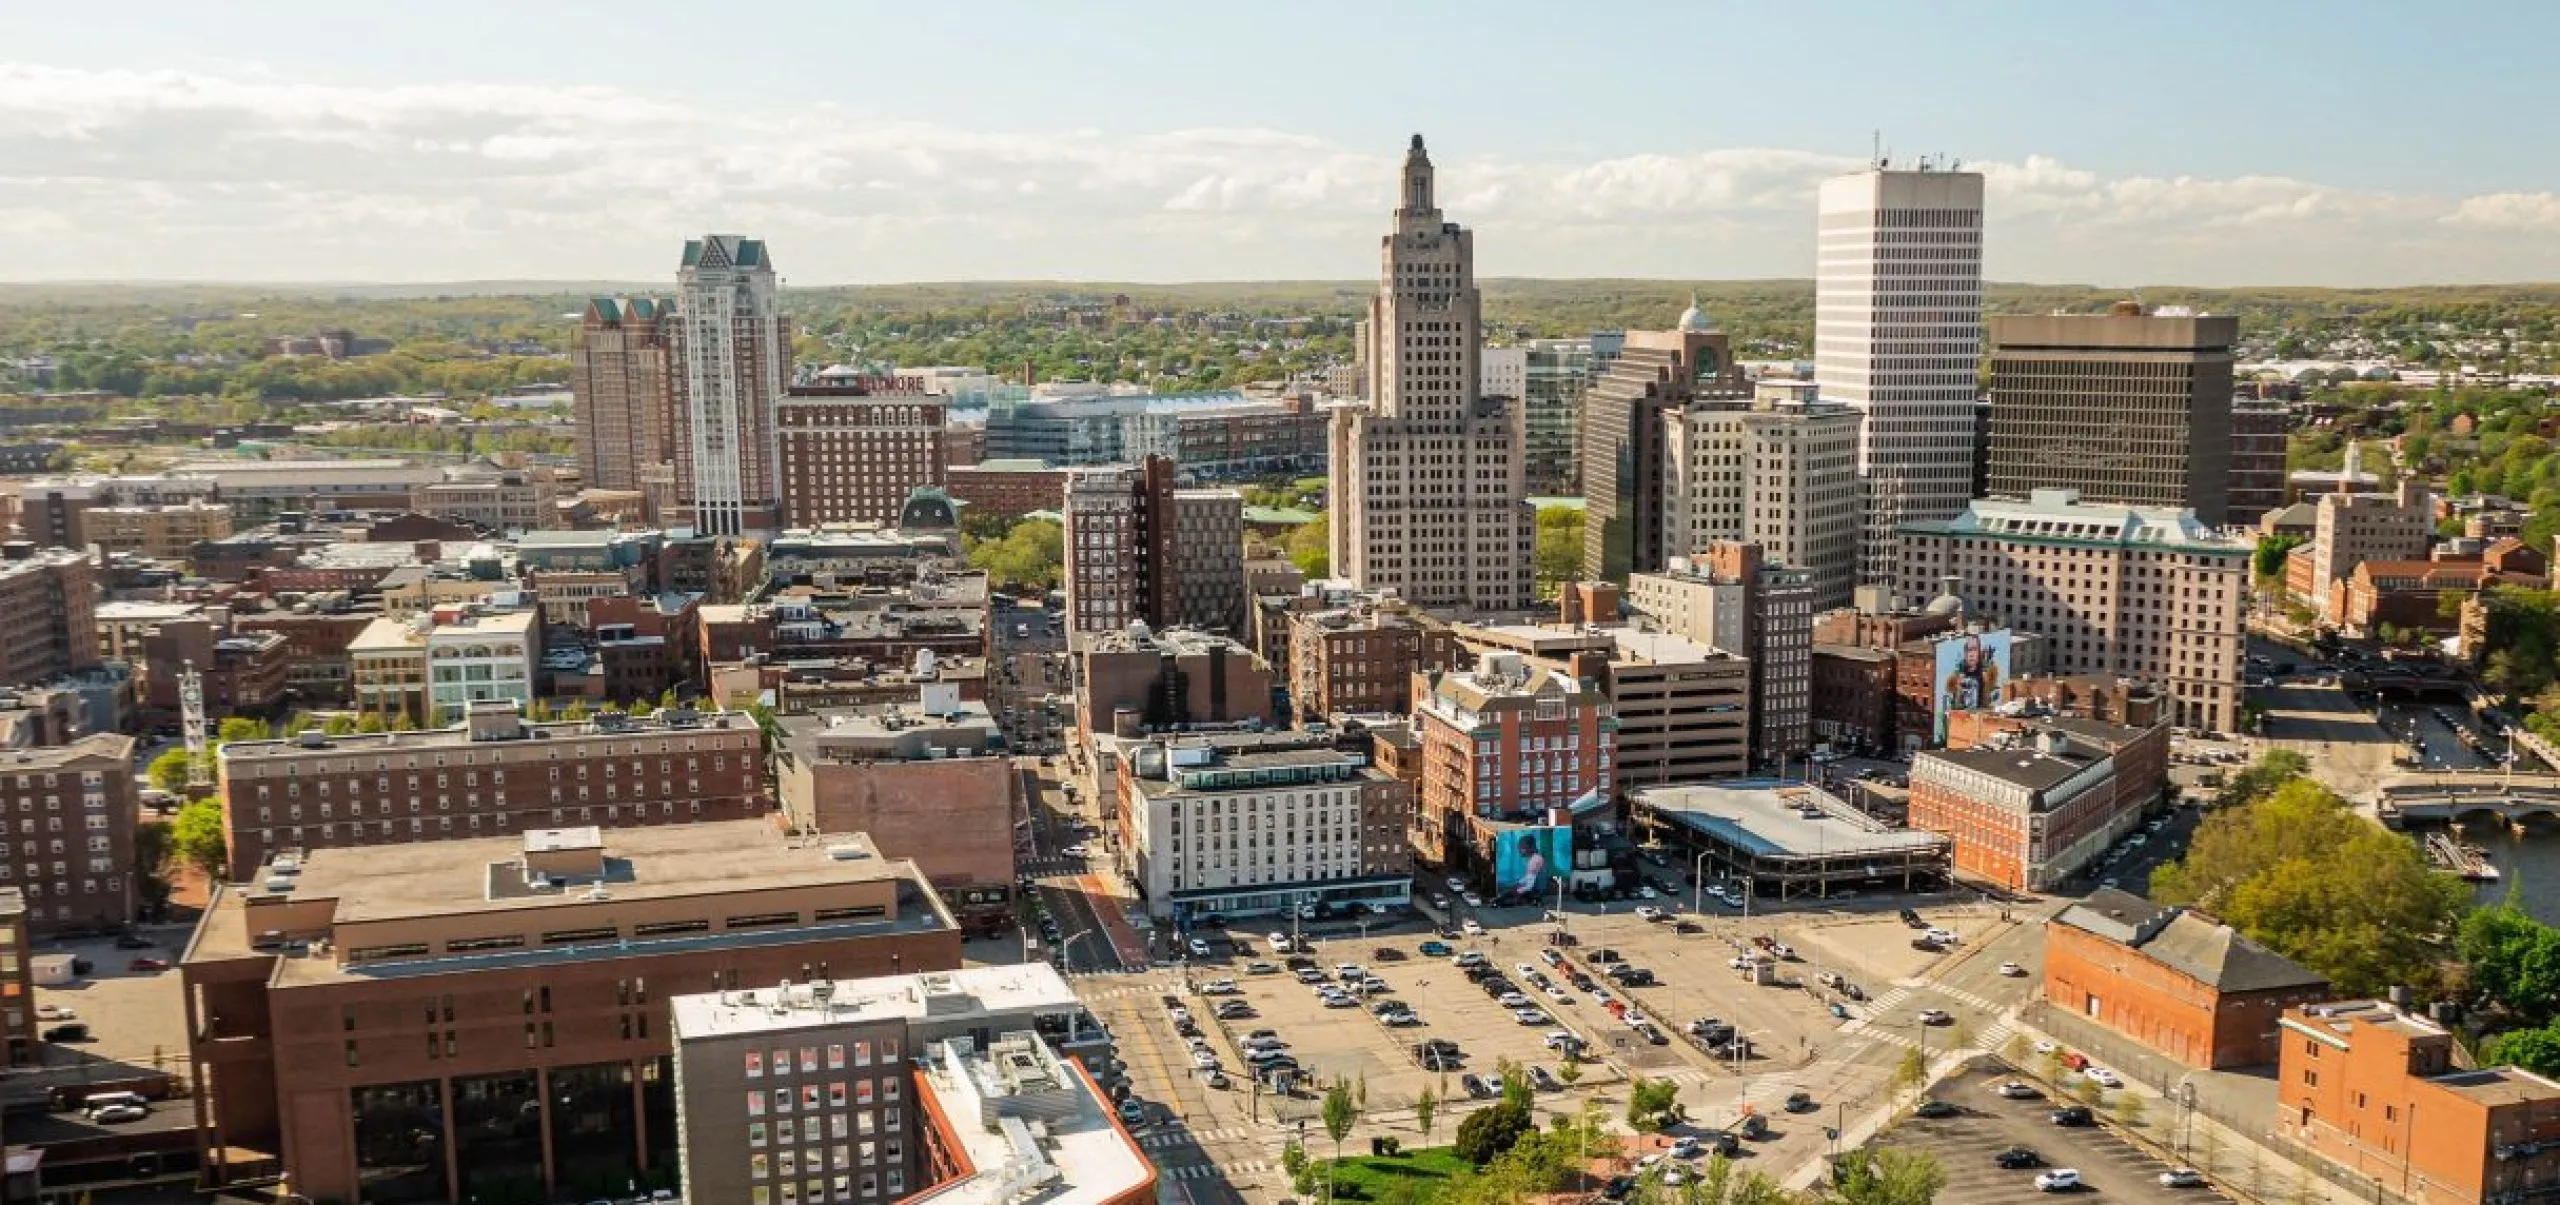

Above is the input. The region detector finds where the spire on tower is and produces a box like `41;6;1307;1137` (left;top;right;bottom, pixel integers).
1400;134;1436;217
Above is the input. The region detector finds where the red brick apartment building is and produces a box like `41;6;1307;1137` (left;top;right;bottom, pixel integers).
2046;887;2328;1069
2278;999;2560;1205
1906;717;2165;892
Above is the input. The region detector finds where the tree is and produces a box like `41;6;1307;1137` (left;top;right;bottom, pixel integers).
1286;512;1329;578
133;819;174;915
2151;775;2468;997
215;716;270;744
1496;1058;1532;1112
1624;1078;1683;1132
356;713;388;733
1826;1147;1946;1205
321;714;360;735
2252;534;2306;582
1413;1087;1437;1145
146;748;195;794
1556;1056;1582;1087
2486;1024;2560;1076
1322;1078;1357;1199
1454;1099;1532;1164
2459;901;2560;1024
1889;1047;1929;1101
1281;1139;1314;1196
170;797;228;877
1533;506;1584;601
966;518;1064;592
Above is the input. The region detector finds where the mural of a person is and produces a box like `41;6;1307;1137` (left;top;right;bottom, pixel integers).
1941;634;2001;717
1510;832;1550;897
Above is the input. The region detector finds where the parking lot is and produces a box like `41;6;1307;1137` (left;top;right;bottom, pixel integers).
1177;933;1618;1115
1874;1067;2227;1205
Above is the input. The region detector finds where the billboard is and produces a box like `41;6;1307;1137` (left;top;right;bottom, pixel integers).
1932;628;2013;741
1493;826;1575;901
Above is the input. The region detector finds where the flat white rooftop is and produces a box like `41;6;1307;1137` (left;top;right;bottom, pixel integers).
669;963;1081;1041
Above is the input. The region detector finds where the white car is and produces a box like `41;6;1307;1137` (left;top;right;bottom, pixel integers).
1515;963;1539;978
1497;992;1533;1008
1462;920;1485;936
1190;1050;1219;1069
1668;1136;1701;1160
1916;1009;1951;1026
1636;885;1658;900
1461;892;1485;909
1063;844;1091;858
1995;1080;2041;1099
1511;1007;1549;1025
1446;876;1466;893
1727;955;1762;971
1769;942;1796;960
1999;962;2026;977
2158;1168;2204;1189
2033;1038;2059;1055
1165;1006;1192;1025
2085;1067;2123;1088
1635;905;1666;922
90;1103;148;1124
1187;938;1212;958
1659;1167;1686;1187
1923;927;1957;944
1199;979;1238;995
1545;985;1574;1004
1321;994;1358;1009
2034;1169;2081;1193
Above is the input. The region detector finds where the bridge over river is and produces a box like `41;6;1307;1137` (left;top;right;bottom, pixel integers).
2377;770;2560;826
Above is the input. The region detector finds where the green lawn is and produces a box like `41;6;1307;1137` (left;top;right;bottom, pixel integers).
1320;1147;1476;1203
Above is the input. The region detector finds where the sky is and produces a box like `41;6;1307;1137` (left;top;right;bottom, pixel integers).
4;1;2557;287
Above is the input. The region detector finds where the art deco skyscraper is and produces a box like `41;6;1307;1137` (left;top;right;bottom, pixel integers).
670;234;785;536
1814;167;1984;588
569;297;673;493
1328;136;1534;613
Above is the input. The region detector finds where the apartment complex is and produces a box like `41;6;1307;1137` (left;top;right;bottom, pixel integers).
1118;730;1413;920
1985;306;2245;525
2277;1000;2560;1205
1328;136;1535;613
1461;624;1751;796
0;734;138;935
410;462;560;533
2046;887;2328;1070
1062;459;1243;637
1896;490;2250;732
348;606;539;726
2296;481;2436;626
668;966;1145;1205
1409;651;1614;871
1815;167;1986;586
1907;717;2166;891
571;296;676;495
181;823;961;1204
1626;542;1815;765
214;701;765;880
772;689;1017;934
84;499;234;558
1579;322;1746;583
1285;596;1462;720
0;546;100;688
672;234;786;536
15;473;218;549
776;382;950;528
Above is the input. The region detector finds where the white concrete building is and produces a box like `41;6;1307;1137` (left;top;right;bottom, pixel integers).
1120;732;1412;921
1661;397;1861;610
1479;346;1527;404
422;609;537;724
1328;136;1535;613
1815;167;1985;587
1895;489;2249;732
672;234;786;536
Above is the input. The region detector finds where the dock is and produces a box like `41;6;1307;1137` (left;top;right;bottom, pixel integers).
2423;832;2501;882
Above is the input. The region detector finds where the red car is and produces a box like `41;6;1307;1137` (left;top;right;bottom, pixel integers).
127;958;169;973
2059;1052;2090;1071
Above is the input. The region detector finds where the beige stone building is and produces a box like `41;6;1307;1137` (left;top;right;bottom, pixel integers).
1328;136;1533;614
83;499;234;558
1896;489;2250;732
1118;729;1413;920
1459;624;1752;797
570;296;674;495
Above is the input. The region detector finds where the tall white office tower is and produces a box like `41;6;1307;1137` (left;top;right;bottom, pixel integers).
671;234;785;536
1328;136;1534;613
1814;167;1984;590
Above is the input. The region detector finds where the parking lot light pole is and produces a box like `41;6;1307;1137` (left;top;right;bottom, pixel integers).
1692;849;1713;917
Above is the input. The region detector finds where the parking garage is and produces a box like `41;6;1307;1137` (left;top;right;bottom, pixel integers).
1630;780;1951;900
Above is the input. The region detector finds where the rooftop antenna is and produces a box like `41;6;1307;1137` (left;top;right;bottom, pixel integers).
1871;130;1884;169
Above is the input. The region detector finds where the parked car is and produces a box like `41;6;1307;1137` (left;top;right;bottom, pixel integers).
2158;1168;2205;1189
1995;1080;2042;1099
1913;1098;1958;1118
2049;1106;2094;1127
1994;1147;2043;1170
2033;1169;2082;1193
41;1024;88;1043
88;1103;147;1124
127;957;169;973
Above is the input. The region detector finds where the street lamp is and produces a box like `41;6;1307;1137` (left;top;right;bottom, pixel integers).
1692;848;1713;917
1060;929;1099;972
1734;1028;1768;1074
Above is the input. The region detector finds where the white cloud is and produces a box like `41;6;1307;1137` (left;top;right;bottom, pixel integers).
0;62;2552;285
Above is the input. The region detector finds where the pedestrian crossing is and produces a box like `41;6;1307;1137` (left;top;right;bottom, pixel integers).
1135;1125;1262;1148
1157;1161;1269;1183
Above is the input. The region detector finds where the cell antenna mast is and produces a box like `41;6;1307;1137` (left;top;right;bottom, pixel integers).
180;660;211;789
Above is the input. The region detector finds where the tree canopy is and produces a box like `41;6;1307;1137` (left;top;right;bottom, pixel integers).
964;518;1063;593
2150;773;2467;997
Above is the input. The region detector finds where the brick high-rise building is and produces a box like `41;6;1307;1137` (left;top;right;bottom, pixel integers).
1626;542;1815;767
0;545;99;687
1328;136;1534;613
1409;651;1613;874
1063;458;1243;637
1986;305;2243;525
671;236;785;536
1580;318;1745;584
777;380;949;528
1816;167;1986;587
570;297;674;495
0;733;138;936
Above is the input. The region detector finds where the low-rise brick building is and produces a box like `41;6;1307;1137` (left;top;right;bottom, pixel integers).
1906;717;2166;891
2277;999;2560;1205
2046;887;2328;1069
1809;643;1895;752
